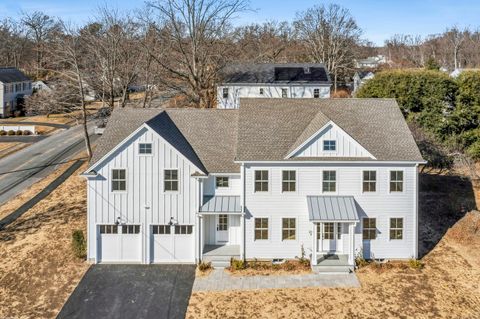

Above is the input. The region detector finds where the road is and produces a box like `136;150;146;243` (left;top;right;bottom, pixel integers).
0;123;98;205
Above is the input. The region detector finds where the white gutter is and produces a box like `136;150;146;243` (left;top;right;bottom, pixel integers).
234;160;428;165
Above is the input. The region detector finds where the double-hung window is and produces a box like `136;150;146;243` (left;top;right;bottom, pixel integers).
390;171;404;192
111;169;126;192
254;218;268;240
282;170;296;192
323;140;336;151
254;170;269;192
164;169;179;191
390;218;403;240
216;176;229;188
322;171;336;192
139;143;152;155
282;218;296;240
362;218;376;240
362;171;376;192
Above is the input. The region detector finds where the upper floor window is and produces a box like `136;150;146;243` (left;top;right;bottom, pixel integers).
164;169;179;191
362;171;377;192
281;88;288;98
138;143;152;155
390;218;403;240
313;88;320;98
323;140;336;151
282;170;296;192
259;88;264;95
390;171;404;192
254;218;269;240
222;88;228;98
322;170;336;192
111;169;126;192
362;218;376;240
282;218;296;240
216;176;229;188
254;170;269;192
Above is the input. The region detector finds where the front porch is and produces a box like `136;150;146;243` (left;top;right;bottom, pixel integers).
312;253;353;273
202;245;240;268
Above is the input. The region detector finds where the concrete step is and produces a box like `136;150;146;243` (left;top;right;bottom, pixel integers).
311;265;353;273
203;255;240;262
210;261;231;268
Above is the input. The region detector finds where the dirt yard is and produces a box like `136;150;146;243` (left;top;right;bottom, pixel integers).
0;163;89;319
187;211;480;318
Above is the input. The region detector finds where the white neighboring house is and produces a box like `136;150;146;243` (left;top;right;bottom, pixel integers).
354;55;388;69
217;63;331;109
82;98;425;272
0;67;33;117
32;80;52;92
353;71;375;93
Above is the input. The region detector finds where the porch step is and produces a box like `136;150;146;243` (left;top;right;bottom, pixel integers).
203;255;240;269
311;265;353;273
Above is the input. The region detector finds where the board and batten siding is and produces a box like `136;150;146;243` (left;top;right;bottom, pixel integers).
86;127;200;261
217;84;330;109
244;163;417;260
293;123;372;158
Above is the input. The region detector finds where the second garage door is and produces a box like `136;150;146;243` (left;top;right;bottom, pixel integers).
98;224;142;263
151;225;194;263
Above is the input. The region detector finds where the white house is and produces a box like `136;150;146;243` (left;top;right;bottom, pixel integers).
217;63;331;109
354;55;388;69
353;71;375;93
0;67;33;117
82;98;425;272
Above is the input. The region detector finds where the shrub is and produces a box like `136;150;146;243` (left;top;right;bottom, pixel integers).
23;130;32;135
230;258;245;271
15;130;23;135
355;249;369;268
0;130;6;136
7;130;15;136
72;230;86;259
408;258;424;269
197;261;212;272
282;260;296;271
296;244;310;267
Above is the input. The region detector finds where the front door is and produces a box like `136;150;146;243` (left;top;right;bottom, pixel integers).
319;222;343;253
216;214;229;244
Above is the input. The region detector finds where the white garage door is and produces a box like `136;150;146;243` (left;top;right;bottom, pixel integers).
151;225;194;263
98;225;142;263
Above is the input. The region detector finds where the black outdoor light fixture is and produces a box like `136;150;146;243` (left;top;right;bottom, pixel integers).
168;217;178;226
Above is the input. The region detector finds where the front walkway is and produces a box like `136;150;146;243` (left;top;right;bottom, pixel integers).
192;269;360;292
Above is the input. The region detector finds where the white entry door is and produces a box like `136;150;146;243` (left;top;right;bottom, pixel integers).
216;214;229;244
319;223;343;253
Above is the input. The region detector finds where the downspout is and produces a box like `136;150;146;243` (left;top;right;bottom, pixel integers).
241;163;246;261
414;164;419;259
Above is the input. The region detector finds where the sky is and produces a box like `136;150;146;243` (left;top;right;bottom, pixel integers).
1;0;479;45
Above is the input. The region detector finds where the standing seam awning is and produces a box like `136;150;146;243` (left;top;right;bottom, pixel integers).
200;196;242;213
307;196;359;222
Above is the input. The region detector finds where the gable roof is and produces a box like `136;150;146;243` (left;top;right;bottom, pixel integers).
0;68;30;83
236;98;424;162
220;63;331;84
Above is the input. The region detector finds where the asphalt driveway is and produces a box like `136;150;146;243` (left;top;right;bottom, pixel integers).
57;264;196;319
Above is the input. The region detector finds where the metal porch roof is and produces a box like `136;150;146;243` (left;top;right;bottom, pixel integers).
200;196;241;213
307;196;359;222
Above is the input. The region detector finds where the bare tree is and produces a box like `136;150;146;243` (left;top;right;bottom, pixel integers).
445;26;467;70
294;4;362;90
145;0;250;108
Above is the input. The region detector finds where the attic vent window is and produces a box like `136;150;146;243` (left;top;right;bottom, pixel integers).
304;67;311;74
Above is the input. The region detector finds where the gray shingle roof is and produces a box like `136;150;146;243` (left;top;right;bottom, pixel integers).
0;68;30;83
220;63;331;84
307;196;359;221
236;98;424;162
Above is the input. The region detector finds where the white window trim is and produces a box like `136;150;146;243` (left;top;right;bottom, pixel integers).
281;217;298;242
362;217;377;241
215;176;230;189
253;169;270;194
253;216;270;242
321;169;338;194
163;168;181;194
110;168;127;193
389;169;405;193
322;139;337;152
281;169;298;194
137;142;154;156
361;169;378;194
389;217;405;241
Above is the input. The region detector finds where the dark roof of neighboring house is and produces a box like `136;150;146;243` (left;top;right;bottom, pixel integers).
220;63;331;84
355;71;374;79
0;67;31;83
89;98;424;174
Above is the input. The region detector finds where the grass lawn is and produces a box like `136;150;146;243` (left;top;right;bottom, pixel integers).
0;167;479;318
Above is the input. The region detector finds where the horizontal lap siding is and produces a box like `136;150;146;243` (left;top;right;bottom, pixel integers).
87;128;198;260
244;163;416;260
203;175;241;196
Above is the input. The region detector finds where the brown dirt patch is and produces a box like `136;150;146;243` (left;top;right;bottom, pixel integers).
187;212;480;319
0;162;89;319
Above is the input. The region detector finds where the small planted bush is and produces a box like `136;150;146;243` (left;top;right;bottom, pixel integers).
230;258;245;271
7;130;15;136
72;230;87;259
23;130;32;135
408;258;424;269
197;261;212;272
0;130;6;136
15;130;23;135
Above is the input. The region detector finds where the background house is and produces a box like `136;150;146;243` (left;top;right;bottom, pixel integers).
353;71;375;93
0;67;33;117
217;63;331;109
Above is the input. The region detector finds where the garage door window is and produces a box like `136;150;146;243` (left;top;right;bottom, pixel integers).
99;225;118;234
175;225;193;234
123;225;140;234
152;225;171;234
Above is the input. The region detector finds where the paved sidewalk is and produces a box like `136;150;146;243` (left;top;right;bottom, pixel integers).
192;269;360;292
